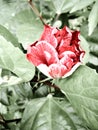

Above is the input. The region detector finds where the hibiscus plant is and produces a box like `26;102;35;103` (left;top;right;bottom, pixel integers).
0;0;98;130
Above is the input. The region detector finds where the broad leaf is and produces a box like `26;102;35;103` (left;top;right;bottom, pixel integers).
88;1;98;35
11;9;43;49
51;0;78;14
0;24;20;48
20;96;88;130
55;65;98;130
0;0;28;26
70;0;94;13
0;36;35;81
0;0;43;49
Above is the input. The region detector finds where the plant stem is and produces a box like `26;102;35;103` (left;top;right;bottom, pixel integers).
54;14;60;22
38;77;51;83
28;0;46;25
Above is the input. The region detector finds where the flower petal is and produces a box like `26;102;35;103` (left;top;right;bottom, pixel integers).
26;41;59;66
55;26;72;53
60;51;76;69
37;64;52;78
40;25;58;48
49;63;68;78
26;25;85;79
71;31;80;45
62;62;81;78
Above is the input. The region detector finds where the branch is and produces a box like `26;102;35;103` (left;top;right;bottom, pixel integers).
28;0;45;25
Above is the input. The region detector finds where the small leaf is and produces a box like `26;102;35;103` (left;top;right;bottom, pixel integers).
88;1;98;35
55;65;98;130
0;36;35;81
20;96;87;130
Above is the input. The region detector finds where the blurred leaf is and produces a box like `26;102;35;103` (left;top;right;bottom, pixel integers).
0;88;9;105
80;35;89;63
0;36;35;81
7;83;33;101
0;103;7;114
0;0;43;49
51;0;78;14
55;65;98;130
0;76;23;87
89;42;98;57
70;0;94;13
0;83;33;121
88;1;98;35
12;9;43;49
80;23;98;67
0;0;28;26
34;85;48;98
81;23;98;45
88;54;98;66
20;96;88;130
0;24;21;48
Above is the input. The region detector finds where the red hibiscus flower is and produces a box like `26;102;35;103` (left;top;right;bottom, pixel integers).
26;25;85;78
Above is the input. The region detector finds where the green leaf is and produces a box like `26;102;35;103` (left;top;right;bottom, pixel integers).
0;1;43;49
80;24;98;67
20;96;87;130
80;35;89;63
51;0;78;14
34;85;48;98
88;54;98;66
0;0;28;26
0;24;20;48
0;103;7;114
89;42;98;57
80;23;98;43
0;36;35;81
88;1;98;35
0;88;9;105
55;65;98;130
12;9;43;49
70;0;94;13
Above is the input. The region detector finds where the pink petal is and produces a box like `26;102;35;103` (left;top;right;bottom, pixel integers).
55;26;72;52
49;63;69;78
62;62;81;78
71;31;80;45
40;25;58;48
37;64;52;78
60;51;76;69
26;41;59;66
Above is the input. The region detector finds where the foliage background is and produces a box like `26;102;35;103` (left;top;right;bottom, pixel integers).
0;0;98;130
